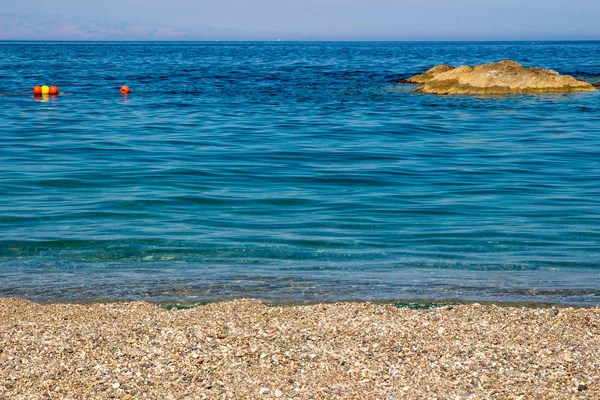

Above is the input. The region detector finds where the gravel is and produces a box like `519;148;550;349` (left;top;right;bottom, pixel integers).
0;298;598;399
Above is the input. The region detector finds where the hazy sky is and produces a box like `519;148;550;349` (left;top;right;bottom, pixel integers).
2;0;599;40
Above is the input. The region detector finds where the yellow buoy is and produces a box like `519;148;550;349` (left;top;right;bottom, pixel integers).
41;85;50;95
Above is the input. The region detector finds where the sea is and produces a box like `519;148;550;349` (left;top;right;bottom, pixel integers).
1;41;599;305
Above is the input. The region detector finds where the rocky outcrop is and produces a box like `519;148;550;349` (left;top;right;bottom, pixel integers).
403;60;596;95
402;64;455;84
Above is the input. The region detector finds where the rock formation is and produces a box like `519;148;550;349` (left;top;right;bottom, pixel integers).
403;60;596;95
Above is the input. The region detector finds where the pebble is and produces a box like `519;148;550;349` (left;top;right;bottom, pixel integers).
0;298;598;399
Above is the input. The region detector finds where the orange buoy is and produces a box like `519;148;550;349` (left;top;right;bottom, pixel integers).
49;86;59;95
33;85;42;95
120;85;130;94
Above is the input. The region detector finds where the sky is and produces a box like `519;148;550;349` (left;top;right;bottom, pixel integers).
1;0;599;41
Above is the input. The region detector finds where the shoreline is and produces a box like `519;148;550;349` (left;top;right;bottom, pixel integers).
10;295;599;309
1;298;598;399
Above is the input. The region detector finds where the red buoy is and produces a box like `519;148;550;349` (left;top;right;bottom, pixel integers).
33;86;42;95
120;85;130;94
49;86;59;95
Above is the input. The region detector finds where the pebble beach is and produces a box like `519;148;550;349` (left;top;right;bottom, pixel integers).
1;298;598;399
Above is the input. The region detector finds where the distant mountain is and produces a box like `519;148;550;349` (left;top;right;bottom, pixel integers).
0;14;239;41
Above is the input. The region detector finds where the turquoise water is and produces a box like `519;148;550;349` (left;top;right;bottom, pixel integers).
1;41;599;305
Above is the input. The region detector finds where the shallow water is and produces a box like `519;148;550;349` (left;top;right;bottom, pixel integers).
1;41;599;305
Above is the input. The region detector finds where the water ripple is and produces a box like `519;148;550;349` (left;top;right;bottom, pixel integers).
1;41;599;304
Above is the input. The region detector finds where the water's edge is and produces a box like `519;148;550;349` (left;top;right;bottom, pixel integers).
5;295;588;309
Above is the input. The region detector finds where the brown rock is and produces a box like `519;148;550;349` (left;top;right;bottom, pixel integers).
402;64;455;84
403;60;596;94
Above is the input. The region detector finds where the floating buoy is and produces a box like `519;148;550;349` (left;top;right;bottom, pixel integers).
49;86;59;95
41;85;50;95
120;85;130;94
33;86;42;95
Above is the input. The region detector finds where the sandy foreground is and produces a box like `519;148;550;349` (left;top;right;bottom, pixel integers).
0;299;599;400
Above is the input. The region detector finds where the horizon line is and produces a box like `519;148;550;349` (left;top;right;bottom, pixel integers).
1;39;600;43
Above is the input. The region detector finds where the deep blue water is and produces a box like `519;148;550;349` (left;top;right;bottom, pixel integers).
1;41;600;305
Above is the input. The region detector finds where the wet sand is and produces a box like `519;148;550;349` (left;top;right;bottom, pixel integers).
0;298;598;399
